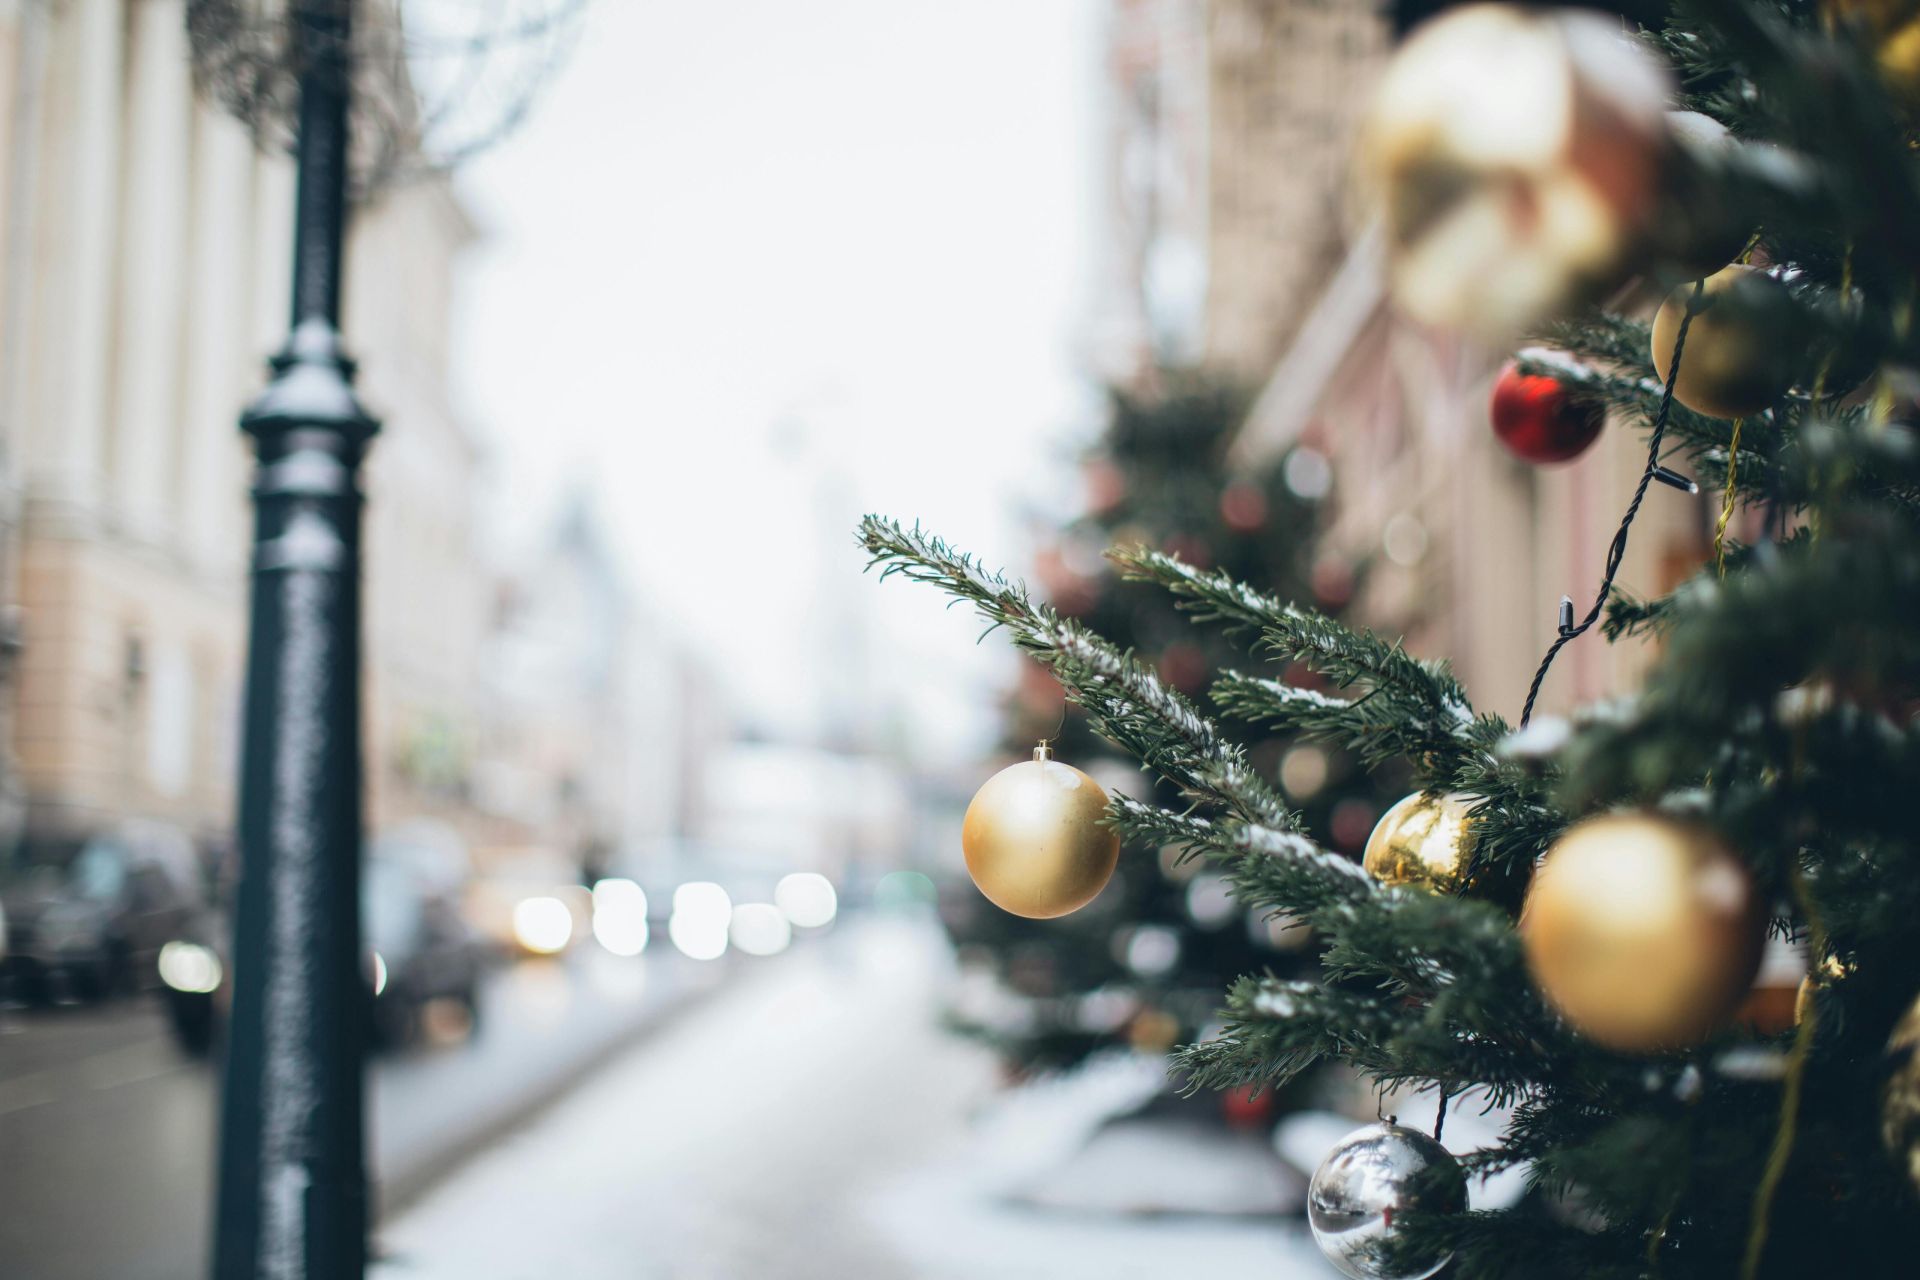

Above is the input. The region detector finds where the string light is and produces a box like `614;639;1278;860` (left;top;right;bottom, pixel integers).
1521;281;1704;727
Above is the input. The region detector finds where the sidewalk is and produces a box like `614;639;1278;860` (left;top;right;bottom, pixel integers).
371;916;1334;1280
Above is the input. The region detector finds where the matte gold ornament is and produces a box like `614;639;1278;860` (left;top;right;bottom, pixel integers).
1521;812;1765;1053
1363;792;1476;893
1883;992;1920;1193
960;743;1120;919
1650;266;1799;419
1357;3;1671;338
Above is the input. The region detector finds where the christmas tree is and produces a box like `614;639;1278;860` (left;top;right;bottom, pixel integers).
863;1;1920;1275
942;375;1392;1077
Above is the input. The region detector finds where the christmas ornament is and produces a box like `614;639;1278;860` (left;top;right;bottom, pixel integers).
1825;0;1920;100
1363;792;1477;892
1521;812;1765;1052
1308;1122;1468;1280
1883;991;1920;1192
1489;361;1606;464
1650;265;1799;419
1358;3;1671;338
960;742;1120;919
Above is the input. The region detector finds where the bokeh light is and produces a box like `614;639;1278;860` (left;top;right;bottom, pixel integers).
513;895;575;955
773;872;837;929
728;903;793;957
590;878;650;957
668;881;732;960
157;941;222;995
873;870;936;911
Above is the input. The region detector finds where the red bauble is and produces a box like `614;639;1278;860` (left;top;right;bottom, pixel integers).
1489;361;1605;464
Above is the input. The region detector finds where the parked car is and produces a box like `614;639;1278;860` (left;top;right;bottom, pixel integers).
159;840;483;1055
364;853;484;1046
0;821;203;1003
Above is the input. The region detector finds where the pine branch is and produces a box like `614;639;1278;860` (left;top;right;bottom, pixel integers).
1111;546;1496;771
1105;795;1374;913
858;516;1291;827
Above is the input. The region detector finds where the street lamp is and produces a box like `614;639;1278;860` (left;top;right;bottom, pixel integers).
211;3;377;1276
189;1;585;1273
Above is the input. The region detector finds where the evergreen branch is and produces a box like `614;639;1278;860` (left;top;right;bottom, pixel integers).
1106;795;1374;913
1213;670;1477;775
1112;546;1496;766
858;516;1291;826
1175;978;1397;1093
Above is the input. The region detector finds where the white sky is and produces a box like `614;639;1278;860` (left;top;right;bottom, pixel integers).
453;0;1103;763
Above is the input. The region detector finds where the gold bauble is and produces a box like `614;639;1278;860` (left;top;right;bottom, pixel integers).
1358;3;1671;338
1650;265;1799;419
1826;0;1920;99
1362;792;1476;893
1521;812;1765;1053
1883;993;1920;1193
960;744;1120;919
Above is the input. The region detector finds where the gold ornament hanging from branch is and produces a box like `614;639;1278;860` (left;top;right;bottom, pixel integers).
960;742;1120;919
1650;266;1800;420
1521;812;1766;1053
1362;792;1477;893
1825;0;1920;101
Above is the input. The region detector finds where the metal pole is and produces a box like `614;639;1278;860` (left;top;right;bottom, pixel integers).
213;2;377;1276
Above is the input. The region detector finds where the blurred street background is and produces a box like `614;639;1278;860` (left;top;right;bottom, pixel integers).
0;0;1710;1277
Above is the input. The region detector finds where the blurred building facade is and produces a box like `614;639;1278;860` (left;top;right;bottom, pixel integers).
471;497;706;874
1091;0;1389;386
1093;0;1707;720
0;1;678;864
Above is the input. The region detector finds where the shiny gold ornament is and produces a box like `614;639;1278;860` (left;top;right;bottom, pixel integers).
960;743;1120;919
1357;3;1671;338
1362;792;1476;893
1650;266;1799;419
1883;992;1920;1193
1826;0;1920;99
1521;812;1765;1053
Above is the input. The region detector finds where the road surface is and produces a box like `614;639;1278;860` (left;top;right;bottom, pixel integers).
374;917;1335;1279
0;947;717;1280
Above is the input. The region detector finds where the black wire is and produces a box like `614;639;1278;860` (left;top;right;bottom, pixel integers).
1519;280;1706;728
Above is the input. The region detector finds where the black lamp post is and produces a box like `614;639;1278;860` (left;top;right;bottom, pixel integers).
211;2;377;1276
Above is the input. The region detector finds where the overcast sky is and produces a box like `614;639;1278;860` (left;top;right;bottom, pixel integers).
453;0;1103;762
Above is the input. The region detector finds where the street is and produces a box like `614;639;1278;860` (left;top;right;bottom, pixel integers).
0;915;1337;1280
374;916;1335;1280
0;946;721;1280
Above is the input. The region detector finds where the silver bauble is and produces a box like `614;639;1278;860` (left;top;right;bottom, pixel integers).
1308;1122;1468;1280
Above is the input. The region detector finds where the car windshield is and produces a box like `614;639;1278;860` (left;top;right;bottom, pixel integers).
68;840;129;902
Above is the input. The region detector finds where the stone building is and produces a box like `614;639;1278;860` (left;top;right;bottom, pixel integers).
1093;0;1708;720
1090;0;1389;387
0;0;496;850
